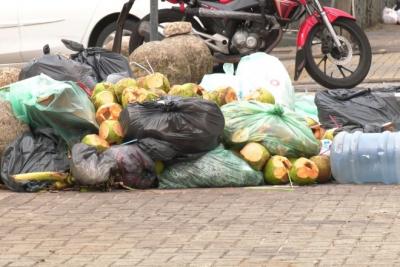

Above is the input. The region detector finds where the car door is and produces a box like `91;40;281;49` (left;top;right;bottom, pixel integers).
19;0;99;61
0;1;22;64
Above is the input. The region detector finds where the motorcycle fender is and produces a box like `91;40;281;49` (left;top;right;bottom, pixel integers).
294;7;355;81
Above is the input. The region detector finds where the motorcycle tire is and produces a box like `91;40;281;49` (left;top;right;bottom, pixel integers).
304;18;372;89
129;9;202;54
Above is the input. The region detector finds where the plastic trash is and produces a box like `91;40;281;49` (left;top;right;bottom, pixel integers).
19;45;97;89
331;131;400;184
137;137;206;164
119;96;225;159
200;63;241;95
107;145;157;189
397;9;400;23
70;143;157;189
159;145;264;189
70;143;116;186
62;39;133;82
295;93;319;122
315;89;400;133
1;128;69;192
2;74;98;146
383;7;398;24
235;52;296;109
106;72;131;84
222;101;320;157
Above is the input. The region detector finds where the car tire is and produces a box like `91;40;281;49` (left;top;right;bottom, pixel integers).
94;19;138;48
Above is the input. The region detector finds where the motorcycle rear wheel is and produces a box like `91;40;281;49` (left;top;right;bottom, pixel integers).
304;18;372;89
129;9;202;54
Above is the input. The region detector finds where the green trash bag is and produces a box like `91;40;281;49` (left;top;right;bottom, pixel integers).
0;74;98;146
222;101;321;157
159;145;264;189
294;93;319;122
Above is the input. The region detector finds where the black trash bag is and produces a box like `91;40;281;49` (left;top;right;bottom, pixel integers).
120;97;225;161
315;89;400;133
107;145;157;189
138;138;207;164
19;45;97;89
70;143;116;186
1;128;69;192
62;39;133;82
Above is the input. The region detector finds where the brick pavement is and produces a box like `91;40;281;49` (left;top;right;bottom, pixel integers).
1;185;400;266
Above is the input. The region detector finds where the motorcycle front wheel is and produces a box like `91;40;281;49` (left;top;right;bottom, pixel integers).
304;18;372;89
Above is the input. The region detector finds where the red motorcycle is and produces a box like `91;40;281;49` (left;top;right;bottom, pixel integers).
129;0;372;89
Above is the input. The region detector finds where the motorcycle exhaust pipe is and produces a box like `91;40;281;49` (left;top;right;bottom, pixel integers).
184;7;279;26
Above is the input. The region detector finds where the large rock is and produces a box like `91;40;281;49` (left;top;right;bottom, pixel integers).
129;28;213;85
0;67;20;87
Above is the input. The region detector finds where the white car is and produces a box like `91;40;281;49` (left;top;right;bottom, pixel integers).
0;0;172;64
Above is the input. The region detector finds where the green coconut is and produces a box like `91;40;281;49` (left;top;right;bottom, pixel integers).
121;87;159;108
168;83;204;98
99;120;124;145
231;128;250;145
95;103;123;124
240;142;270;171
81;134;110;152
245;88;275;104
204;87;238;107
92;90;117;109
203;91;219;104
263;156;292;185
310;155;332;184
92;82;115;97
115;78;138;102
142;72;170;92
289;158;319;186
149;88;167;97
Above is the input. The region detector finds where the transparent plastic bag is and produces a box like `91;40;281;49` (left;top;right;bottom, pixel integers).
200;63;241;95
159;145;263;189
222;101;321;157
235;53;296;110
294;93;319;121
3;74;98;146
70;143;116;186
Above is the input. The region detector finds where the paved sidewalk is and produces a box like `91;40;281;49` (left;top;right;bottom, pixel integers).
1;185;400;266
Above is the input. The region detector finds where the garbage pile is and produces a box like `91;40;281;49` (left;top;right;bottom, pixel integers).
10;29;400;192
0;38;342;192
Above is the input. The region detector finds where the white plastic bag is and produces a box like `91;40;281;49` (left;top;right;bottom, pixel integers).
235;52;296;110
383;7;398;25
200;63;241;94
396;9;400;23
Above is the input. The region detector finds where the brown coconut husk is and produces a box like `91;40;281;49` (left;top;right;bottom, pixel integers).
0;67;20;88
104;36;130;57
129;41;192;85
162;34;213;83
163;22;192;37
0;100;30;158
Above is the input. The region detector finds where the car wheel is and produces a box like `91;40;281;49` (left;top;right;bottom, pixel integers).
94;19;138;55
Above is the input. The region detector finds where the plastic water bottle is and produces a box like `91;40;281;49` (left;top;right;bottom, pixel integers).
331;131;400;184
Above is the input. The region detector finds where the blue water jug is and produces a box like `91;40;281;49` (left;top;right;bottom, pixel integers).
331;131;400;184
